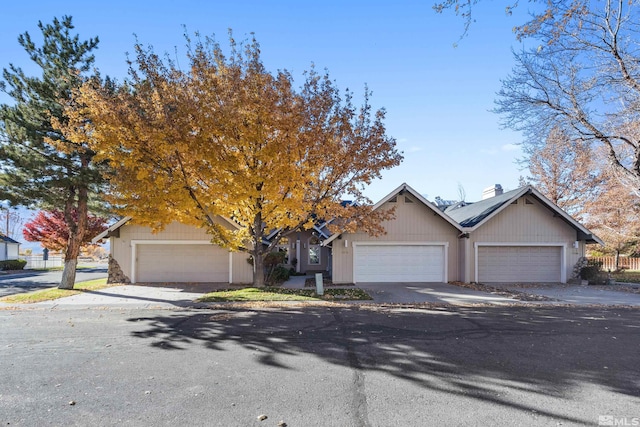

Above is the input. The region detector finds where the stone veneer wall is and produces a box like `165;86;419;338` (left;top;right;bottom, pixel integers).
108;255;131;284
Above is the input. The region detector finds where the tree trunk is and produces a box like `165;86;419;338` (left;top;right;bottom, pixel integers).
59;182;89;290
60;228;82;289
59;257;79;290
252;209;265;287
615;249;620;271
253;250;265;287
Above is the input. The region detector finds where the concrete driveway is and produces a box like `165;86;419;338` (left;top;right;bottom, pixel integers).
496;283;640;306
355;282;518;305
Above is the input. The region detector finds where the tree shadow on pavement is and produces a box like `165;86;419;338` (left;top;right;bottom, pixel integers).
127;305;640;424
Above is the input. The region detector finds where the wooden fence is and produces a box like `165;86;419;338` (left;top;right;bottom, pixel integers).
588;256;640;271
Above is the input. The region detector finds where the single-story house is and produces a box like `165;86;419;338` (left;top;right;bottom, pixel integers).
95;183;602;284
325;183;602;284
1;235;20;261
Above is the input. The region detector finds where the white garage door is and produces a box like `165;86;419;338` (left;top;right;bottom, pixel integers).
354;244;445;283
136;244;229;282
478;246;561;283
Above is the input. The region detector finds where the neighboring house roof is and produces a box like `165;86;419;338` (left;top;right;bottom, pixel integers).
322;183;465;246
92;214;242;244
0;234;20;244
92;216;132;243
445;187;523;228
446;185;604;244
264;200;357;243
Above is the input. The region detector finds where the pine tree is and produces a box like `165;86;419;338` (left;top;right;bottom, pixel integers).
0;16;107;289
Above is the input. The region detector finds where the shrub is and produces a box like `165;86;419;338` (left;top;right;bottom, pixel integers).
580;266;601;282
265;251;286;269
247;251;290;284
580;259;608;285
268;266;290;284
0;259;27;271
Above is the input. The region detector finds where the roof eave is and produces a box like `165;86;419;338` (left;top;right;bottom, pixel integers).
527;187;604;245
92;216;132;244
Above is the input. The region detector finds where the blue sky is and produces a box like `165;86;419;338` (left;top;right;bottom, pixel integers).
2;0;538;246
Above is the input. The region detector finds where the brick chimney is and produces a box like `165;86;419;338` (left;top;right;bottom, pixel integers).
482;184;503;200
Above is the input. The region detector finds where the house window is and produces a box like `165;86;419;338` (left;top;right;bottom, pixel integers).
277;237;289;264
308;236;321;265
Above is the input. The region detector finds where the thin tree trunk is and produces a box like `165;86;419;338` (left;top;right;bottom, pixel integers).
60;229;81;290
615;249;620;271
252;209;265;287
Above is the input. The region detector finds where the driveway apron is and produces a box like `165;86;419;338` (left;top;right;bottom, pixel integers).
355;282;518;304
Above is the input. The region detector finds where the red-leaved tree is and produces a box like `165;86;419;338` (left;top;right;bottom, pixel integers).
23;210;107;252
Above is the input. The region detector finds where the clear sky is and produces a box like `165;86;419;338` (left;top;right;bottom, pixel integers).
1;0;536;207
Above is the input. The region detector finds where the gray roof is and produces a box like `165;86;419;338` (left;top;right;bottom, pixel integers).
0;234;20;244
444;187;524;228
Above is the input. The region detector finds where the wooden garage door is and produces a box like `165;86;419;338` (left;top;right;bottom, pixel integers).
136;244;229;282
478;246;561;283
354;244;445;283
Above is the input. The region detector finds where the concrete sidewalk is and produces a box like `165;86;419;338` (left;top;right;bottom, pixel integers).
281;275;310;289
0;284;212;310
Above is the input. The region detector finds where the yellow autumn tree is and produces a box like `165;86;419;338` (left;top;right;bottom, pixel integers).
73;33;402;286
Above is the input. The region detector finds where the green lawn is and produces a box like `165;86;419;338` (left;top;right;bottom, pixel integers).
611;271;640;284
0;278;112;304
198;287;372;302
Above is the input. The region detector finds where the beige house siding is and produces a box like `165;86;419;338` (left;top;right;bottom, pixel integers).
111;221;252;284
468;196;585;283
231;252;254;284
331;196;460;283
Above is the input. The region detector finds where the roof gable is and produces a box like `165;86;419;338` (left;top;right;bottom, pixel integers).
322;183;463;246
445;185;603;244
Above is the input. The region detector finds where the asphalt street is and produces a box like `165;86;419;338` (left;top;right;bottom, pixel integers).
0;267;108;297
1;305;638;426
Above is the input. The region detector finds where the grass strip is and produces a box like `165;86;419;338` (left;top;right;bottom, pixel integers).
198;287;372;302
0;278;112;304
611;272;640;284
